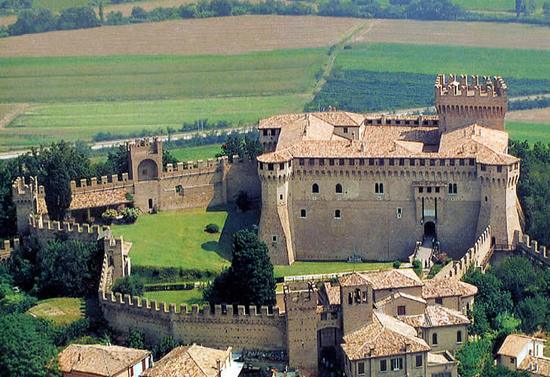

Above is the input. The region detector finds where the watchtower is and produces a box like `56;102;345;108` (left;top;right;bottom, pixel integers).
339;273;373;336
128;138;163;182
11;177;39;235
283;282;319;375
435;74;508;133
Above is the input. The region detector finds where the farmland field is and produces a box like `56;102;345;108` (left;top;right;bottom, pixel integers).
354;19;550;50
169;144;222;161
506;121;550;144
453;0;514;11
0;16;363;57
507;107;550;124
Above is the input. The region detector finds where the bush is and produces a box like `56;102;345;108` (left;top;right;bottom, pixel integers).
392;260;401;269
101;209;118;225
412;259;423;277
112;275;144;297
204;223;220;233
121;207;140;224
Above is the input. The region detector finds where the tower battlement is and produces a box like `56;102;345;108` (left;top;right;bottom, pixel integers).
435;74;508;133
127;137;162;154
0;238;19;262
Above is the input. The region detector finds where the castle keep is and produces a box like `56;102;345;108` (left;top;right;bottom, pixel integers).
257;74;522;264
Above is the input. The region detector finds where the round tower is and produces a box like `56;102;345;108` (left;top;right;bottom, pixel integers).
435;74;508;133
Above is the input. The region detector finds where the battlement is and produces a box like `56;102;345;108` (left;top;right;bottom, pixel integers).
128;137;162;153
71;173;132;193
515;231;549;268
435;74;508;98
364;115;439;127
0;238;19;262
435;226;493;280
11;176;44;199
29;214;107;242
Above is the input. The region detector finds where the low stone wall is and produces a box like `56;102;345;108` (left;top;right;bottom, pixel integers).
515;231;549;268
435;226;492;280
29;214;107;247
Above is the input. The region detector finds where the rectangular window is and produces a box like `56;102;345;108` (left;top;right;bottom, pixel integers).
379;158;385;166
272;235;277;243
268;164;274;171
427;187;432;193
389;159;395;166
349;158;355;166
469;159;475;166
457;330;462;343
319;159;325;166
259;162;263;170
399;158;405;166
435;297;443;305
410;158;416;166
430;159;436;166
420;159;425;166
339;158;345;166
391;357;403;371
262;129;268;136
497;166;502;173
300;209;307;218
329;159;335;166
450;159;455;166
481;164;487;171
435;187;440;193
416;355;423;367
299;158;304;166
358;362;365;375
460;159;465;166
359;158;365;166
380;359;387;372
368;158;374;166
309;158;315;166
279;163;284;169
343;127;348;133
397;305;406;315
419;187;424;193
432;333;438;345
440;159;446;166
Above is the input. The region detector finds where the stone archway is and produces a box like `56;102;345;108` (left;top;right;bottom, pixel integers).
137;159;159;181
424;221;436;239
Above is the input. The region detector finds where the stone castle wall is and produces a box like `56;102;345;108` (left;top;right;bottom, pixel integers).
0;238;19;262
28;214;107;247
515;231;549;268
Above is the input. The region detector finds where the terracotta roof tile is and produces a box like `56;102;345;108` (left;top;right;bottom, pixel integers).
339;272;369;287
498;334;537;357
519;356;550;376
422;279;478;299
323;282;341;306
58;344;150;376
398;305;469;328
361;269;423;291
70;188;130;210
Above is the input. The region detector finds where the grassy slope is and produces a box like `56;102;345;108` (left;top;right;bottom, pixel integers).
337;43;550;80
27;297;84;326
506;121;550;144
143;288;205;305
0;50;325;103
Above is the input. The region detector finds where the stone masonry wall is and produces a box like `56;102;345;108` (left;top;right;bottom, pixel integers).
515;231;549;268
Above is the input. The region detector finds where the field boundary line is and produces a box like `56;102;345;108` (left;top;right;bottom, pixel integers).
0;103;30;130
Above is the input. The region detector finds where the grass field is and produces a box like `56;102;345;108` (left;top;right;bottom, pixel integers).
453;0;514;11
169;144;222;161
337;43;550;80
143;288;205;305
274;261;393;278
27;297;84;326
0;49;326;103
506;121;550;144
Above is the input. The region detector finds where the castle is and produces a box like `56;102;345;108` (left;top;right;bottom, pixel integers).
257;74;522;264
7;74;545;377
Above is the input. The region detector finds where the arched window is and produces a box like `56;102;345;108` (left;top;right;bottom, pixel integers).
432;333;438;345
335;183;343;193
456;330;462;343
312;183;319;193
375;183;379;193
334;209;341;219
348;292;353;305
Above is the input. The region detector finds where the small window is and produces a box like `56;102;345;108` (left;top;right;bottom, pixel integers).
379;158;385;166
380;360;387;372
457;330;462;343
450;159;455;166
497;165;502;173
272;235;277;243
391;357;403;371
359;158;365;166
312;183;319;193
262;129;268;136
435;187;440;193
399;158;405;166
419;159;425;166
279;163;284;169
419;187;424;193
329;159;335;166
510;357;515;364
339;158;345;166
430;159;436;166
336;183;343;193
416;355;423;367
299;158;305;166
319;159;325;166
300;209;307;218
427;187;432;193
435;297;443;305
268;163;274;171
343;127;348;134
389;159;395;166
358;361;365;375
279;194;283;200
432;333;438;345
397;305;406;316
460;159;465;166
308;158;315;166
175;185;184;195
481;164;487;171
396;207;402;218
368;158;374;166
448;183;457;195
334;210;341;219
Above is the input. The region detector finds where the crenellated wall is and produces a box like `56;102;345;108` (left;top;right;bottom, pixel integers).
515;231;549;268
28;214;107;247
0;238;19;262
71;173;133;194
434;226;493;280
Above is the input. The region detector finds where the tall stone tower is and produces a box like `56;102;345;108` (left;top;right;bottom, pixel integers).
11;177;39;235
257;158;295;265
284;282;319;375
339;273;373;336
127;137;163;182
435;74;508;133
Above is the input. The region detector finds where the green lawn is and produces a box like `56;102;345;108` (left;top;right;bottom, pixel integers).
143;288;205;306
453;0;515;11
1;94;306;151
507;121;550;144
337;43;550;80
27;297;84;326
274;261;393;278
169;144;222;162
0;49;325;103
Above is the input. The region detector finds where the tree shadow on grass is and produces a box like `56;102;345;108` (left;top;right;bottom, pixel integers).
201;241;219;252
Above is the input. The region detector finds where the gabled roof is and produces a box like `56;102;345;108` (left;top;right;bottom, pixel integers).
142;344;231;377
339;272;369;287
497;334;539;357
376;291;427;309
398;305;470;328
362;269;423;291
58;344;150;376
422;279;478;299
342;313;430;360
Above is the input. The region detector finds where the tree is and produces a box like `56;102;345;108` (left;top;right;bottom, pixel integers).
516;0;523;16
36;240;102;297
162;149;178;168
0;159;18;238
463;268;513;323
544;2;550;18
0;314;58;377
131;6;147;20
456;337;493;377
57;6;101;30
204;229;276;306
494;256;538;303
517;294;548;333
217;134;262;162
9;8;56;35
405;0;462;20
210;0;232;16
126;328;145;349
112;275;144;297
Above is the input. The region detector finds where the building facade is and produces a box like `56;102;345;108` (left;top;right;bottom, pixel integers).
257;75;522;264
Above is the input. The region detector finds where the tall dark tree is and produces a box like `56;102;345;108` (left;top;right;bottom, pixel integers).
57;6;101;30
162;149;178;168
9;8;56;35
205;229;276;306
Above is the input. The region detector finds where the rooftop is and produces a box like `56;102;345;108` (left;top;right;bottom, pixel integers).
422;279;478;299
519;356;550;377
376;291;427;309
70;188;131;210
58;344;150;376
398;304;470;328
362;269;423;291
257;111;517;166
342;312;430;360
498;334;545;357
142;344;232;377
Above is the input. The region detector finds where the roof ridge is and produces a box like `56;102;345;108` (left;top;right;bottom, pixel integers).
186;345;209;377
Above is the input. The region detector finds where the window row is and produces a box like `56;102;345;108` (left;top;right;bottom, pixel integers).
299;209;341;219
297;157;476;167
431;330;463;346
311;183;383;194
418;186;440;194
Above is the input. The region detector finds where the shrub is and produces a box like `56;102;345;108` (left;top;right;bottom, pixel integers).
101;209;118;225
392;260;401;269
204;223;220;233
125;192;134;202
112;275;144;297
121;207;140;224
412;259;423;277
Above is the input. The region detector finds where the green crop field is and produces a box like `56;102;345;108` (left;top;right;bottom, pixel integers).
143;288;205;306
336;43;550;80
0;49;325;103
32;0;91;12
506;121;550;144
27;297;84;326
169;144;222;161
453;0;515;11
